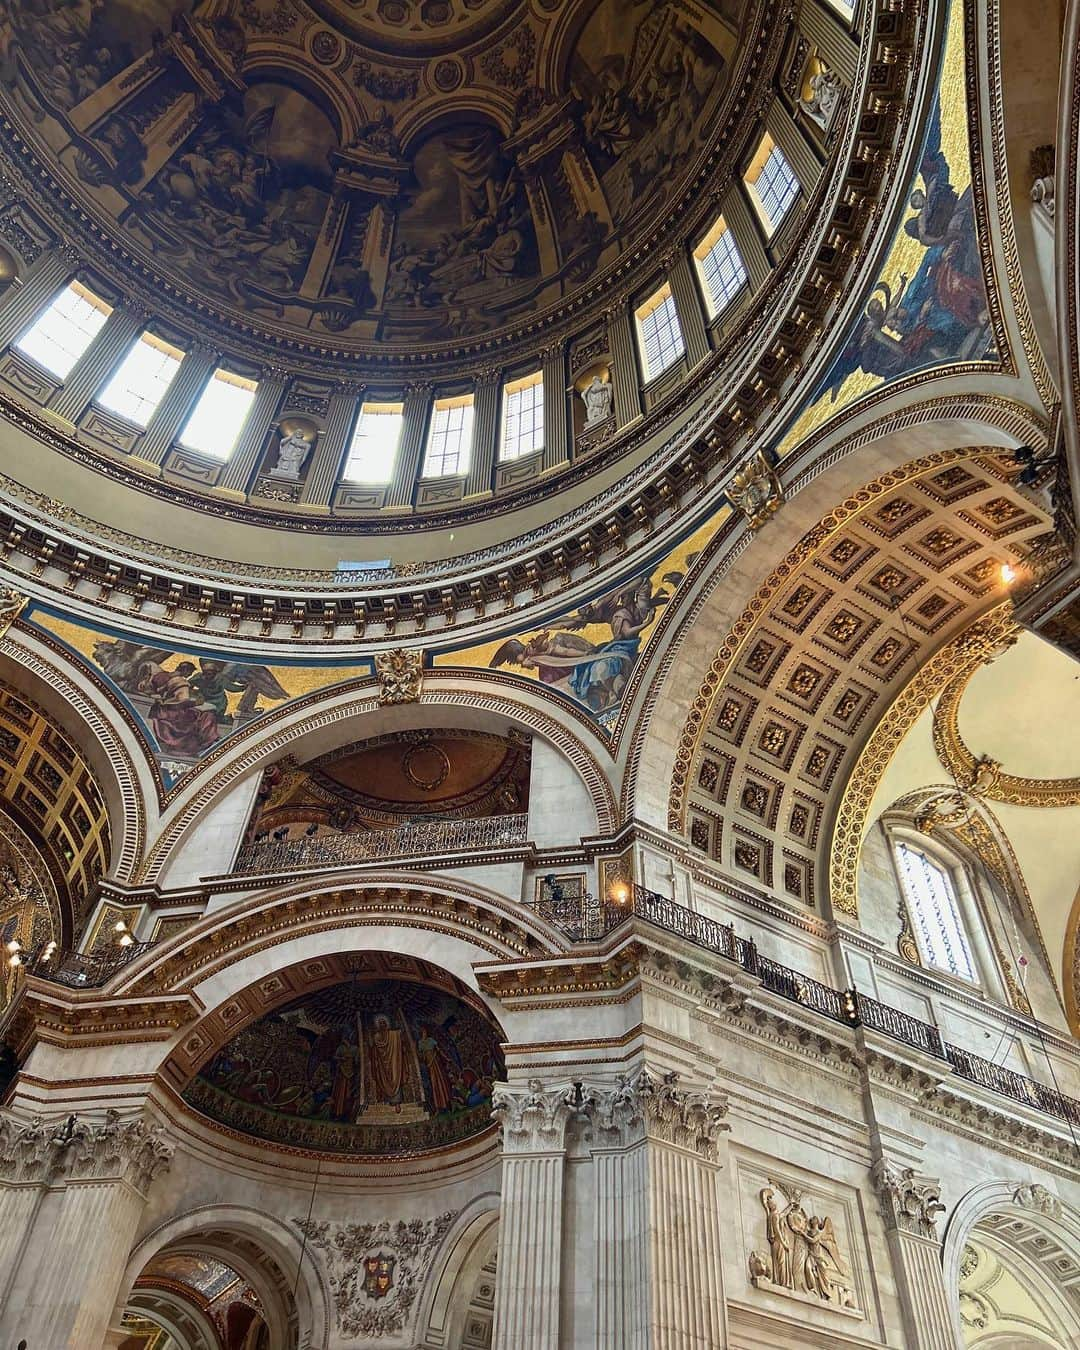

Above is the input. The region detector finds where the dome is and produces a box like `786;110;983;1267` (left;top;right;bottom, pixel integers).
0;0;911;569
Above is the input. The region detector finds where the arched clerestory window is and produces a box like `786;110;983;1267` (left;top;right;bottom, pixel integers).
893;837;978;983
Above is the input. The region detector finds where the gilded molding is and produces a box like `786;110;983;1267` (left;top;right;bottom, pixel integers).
931;670;1080;807
828;604;1018;916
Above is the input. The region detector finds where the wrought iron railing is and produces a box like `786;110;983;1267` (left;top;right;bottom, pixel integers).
535;882;1080;1129
233;813;530;874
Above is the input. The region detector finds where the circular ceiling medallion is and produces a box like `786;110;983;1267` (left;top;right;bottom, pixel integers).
402;742;452;791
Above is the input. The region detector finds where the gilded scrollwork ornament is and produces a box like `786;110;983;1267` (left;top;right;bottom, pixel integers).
374;648;423;704
727;450;784;530
0;586;27;637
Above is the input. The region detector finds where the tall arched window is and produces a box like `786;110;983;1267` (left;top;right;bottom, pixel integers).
894;839;977;981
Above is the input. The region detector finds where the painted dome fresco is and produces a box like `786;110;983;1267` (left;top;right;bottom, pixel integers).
2;0;748;363
181;954;506;1156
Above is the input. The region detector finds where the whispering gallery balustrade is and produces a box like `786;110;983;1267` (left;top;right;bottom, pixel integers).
5;881;1077;1128
232;813;531;874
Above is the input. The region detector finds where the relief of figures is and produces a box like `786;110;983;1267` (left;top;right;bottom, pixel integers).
749;1183;858;1310
184;976;505;1155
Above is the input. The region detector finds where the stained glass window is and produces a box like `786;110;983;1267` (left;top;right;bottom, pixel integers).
895;840;977;982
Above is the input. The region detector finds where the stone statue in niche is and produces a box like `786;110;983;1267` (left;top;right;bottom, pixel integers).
270;427;312;481
581;374;613;425
800;67;844;133
749;1182;858;1310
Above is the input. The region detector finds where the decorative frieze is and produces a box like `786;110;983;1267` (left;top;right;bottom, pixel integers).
872;1159;946;1240
293;1212;457;1339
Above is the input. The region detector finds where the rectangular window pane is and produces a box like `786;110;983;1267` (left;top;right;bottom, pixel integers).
694;217;748;317
179;368;258;459
746;134;800;235
501;371;544;462
635;285;685;381
423;395;474;477
97;331;185;428
344;401;404;482
15;280;112;380
895;841;977;982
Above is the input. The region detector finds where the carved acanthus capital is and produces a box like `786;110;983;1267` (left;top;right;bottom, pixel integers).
0;1109;173;1191
634;1069;730;1161
872;1159;945;1240
492;1078;579;1151
0;1113;65;1184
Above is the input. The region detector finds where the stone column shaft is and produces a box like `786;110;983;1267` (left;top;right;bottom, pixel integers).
608;304;642;427
872;1159;954;1350
467;374;501;496
0;251;73;348
493;1152;566;1350
722;189;771;289
49;305;144;422
0;1184;47;1306
667;253;711;368
136;345;218;466
765;103;820;195
541;345;569;471
647;1141;725;1347
216;375;286;496
302;387;359;505
593;1144;649;1345
387;385;433;508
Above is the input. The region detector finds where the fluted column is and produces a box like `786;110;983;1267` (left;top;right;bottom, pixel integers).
216;372;286;497
0;1111;174;1350
135;343;217;469
49;304;145;423
466;368;501;497
765;103;820;196
607;303;642;427
302;385;360;506
872;1160;954;1350
0;249;74;348
541;343;569;471
723;188;771;289
386;383;433;508
666;252;711;368
491;1081;574;1350
0;1117;63;1306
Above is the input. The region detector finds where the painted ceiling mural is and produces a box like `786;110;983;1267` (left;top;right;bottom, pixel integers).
436;512;724;733
779;0;997;454
25;606;372;787
0;0;745;346
183;972;505;1155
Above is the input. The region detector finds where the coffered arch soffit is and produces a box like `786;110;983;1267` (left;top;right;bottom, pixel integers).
665;447;1053;917
619;392;1049;826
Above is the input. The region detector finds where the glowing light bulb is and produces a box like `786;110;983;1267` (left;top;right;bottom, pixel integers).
113;920;127;933
118;932;134;947
1000;562;1017;586
4;939;20;954
611;883;630;905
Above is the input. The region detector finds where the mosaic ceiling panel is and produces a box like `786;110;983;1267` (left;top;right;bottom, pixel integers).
1;0;746;351
182;962;505;1155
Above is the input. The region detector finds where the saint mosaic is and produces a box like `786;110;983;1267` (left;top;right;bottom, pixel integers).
183;977;505;1155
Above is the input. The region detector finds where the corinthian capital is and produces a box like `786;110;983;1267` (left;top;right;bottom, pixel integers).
62;1109;174;1192
872;1159;945;1240
0;1113;65;1184
492;1078;578;1151
634;1069;730;1161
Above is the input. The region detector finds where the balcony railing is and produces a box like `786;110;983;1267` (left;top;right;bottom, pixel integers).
535;882;1080;1129
233;813;530;875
